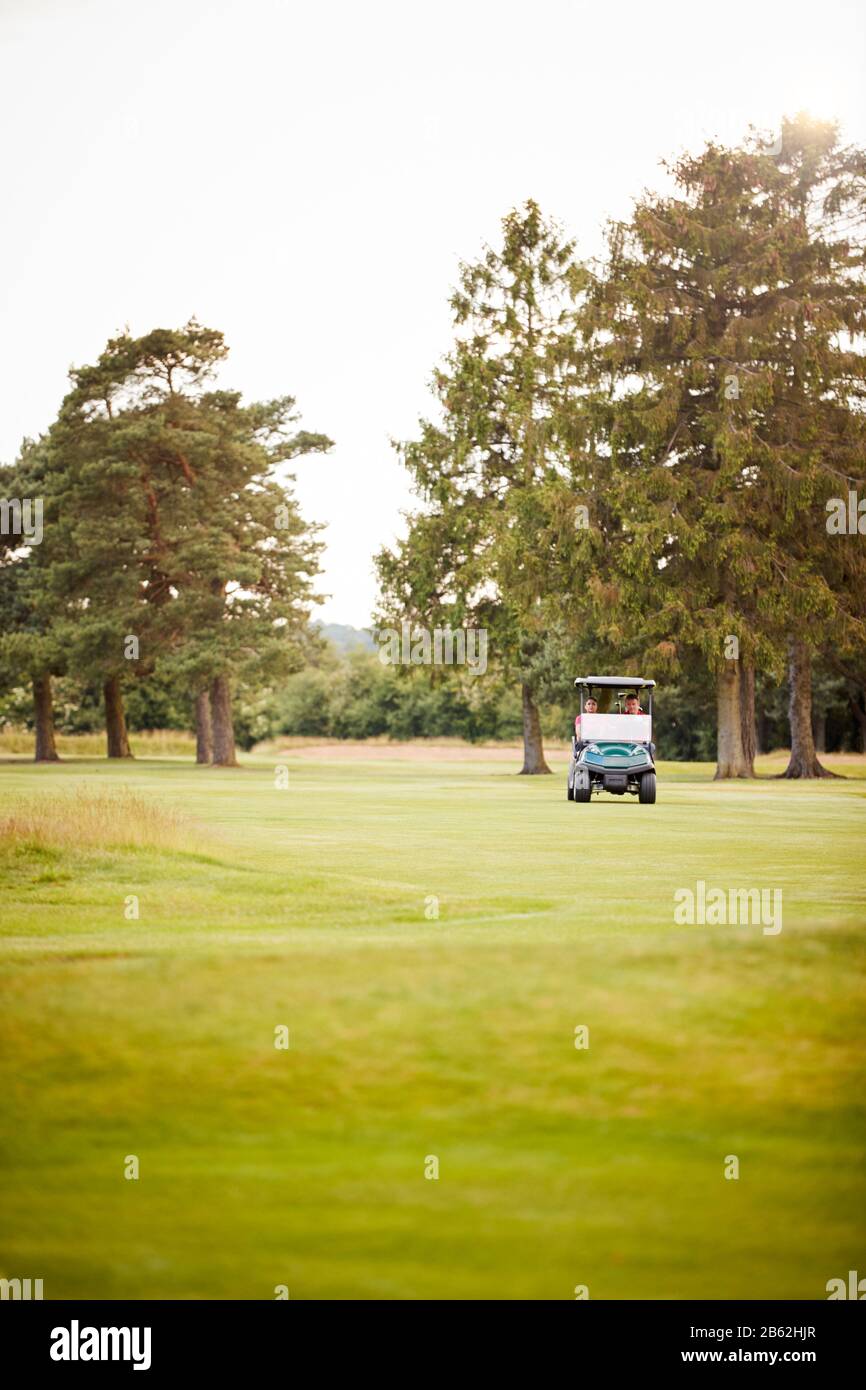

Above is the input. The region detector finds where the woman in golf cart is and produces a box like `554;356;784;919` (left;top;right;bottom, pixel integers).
574;695;597;734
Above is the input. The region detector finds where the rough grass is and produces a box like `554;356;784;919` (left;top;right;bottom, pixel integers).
0;789;205;853
0;727;197;758
0;752;864;1300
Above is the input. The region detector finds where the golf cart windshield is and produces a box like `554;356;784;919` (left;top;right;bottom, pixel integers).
575;677;654;741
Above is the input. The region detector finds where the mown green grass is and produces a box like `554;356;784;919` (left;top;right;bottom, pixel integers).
1;750;864;1300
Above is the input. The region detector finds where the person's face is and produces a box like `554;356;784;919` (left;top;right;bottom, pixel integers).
585;698;597;713
625;696;639;713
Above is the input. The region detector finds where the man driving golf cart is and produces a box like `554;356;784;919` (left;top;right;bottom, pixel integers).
569;676;656;804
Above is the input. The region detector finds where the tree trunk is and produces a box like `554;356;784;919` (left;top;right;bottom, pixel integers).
194;689;213;765
103;675;133;759
715;660;754;778
519;682;551;775
210;674;238;767
779;637;837;778
739;661;756;772
32;672;60;762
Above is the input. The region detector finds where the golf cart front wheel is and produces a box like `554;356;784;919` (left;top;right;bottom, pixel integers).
639;771;656;804
573;773;591;803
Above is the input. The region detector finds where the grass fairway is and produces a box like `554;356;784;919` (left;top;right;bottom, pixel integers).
1;749;864;1300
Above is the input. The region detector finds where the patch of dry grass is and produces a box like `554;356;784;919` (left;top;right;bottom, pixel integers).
0;727;197;758
0;789;205;853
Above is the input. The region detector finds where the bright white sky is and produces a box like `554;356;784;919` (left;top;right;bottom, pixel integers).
1;0;864;624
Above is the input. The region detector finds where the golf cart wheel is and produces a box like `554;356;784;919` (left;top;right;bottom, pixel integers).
639;771;656;804
573;772;591;803
567;782;574;801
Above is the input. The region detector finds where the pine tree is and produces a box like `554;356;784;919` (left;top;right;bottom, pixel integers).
578;117;866;777
376;201;587;773
37;323;331;763
155;388;331;765
762;118;866;775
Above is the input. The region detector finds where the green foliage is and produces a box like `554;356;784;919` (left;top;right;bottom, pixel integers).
40;322;331;694
574;116;866;678
0;323;331;752
376;201;588;708
269;649;537;743
3;126;865;767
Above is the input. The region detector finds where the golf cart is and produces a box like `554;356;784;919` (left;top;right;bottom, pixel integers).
567;677;657;804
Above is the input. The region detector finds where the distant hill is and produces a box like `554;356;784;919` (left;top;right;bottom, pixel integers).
315;622;377;654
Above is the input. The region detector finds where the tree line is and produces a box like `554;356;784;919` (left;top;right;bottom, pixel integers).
258;646;862;759
376;115;866;777
1;116;865;777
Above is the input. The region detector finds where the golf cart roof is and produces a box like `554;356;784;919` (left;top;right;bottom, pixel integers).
574;676;656;689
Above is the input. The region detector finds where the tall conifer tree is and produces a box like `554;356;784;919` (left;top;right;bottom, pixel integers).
377;201;587;773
